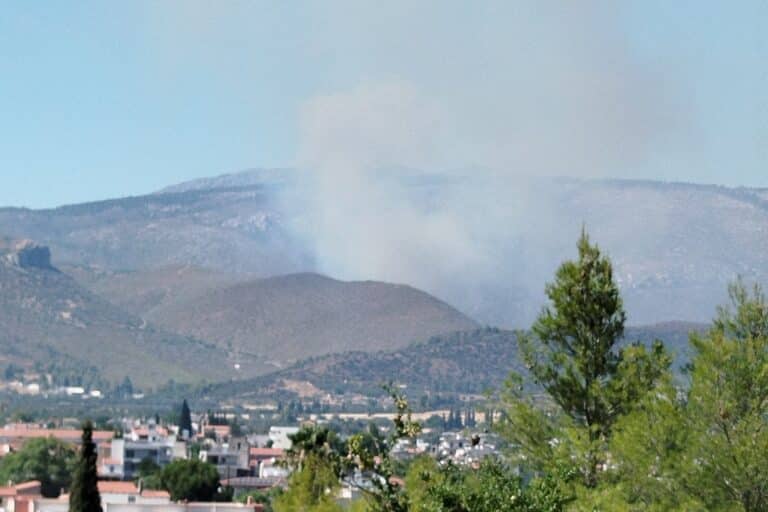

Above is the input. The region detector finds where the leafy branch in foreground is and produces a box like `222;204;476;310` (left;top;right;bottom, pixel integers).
347;384;422;512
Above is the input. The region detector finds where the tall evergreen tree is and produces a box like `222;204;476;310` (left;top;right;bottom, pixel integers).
506;231;670;487
179;399;193;439
684;281;768;511
69;421;102;512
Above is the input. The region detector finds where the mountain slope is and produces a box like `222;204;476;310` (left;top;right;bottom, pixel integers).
1;170;766;326
141;272;479;363
64;264;239;318
0;243;262;387
0;178;309;275
192;322;704;406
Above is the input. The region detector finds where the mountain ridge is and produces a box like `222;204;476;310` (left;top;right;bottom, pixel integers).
0;169;763;329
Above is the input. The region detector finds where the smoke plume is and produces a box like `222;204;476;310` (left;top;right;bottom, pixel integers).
293;2;683;325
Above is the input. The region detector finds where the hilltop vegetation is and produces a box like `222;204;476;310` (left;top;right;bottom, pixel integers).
194;322;701;407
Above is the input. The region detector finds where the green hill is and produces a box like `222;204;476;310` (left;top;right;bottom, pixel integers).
193;322;704;407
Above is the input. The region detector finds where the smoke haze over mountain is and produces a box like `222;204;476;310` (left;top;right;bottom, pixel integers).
289;2;690;322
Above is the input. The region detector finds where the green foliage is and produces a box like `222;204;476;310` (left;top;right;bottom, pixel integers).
348;386;422;512
272;427;350;511
135;457;162;489
404;457;573;512
273;453;343;512
150;459;221;502
285;425;348;478
271;388;576;512
683;281;768;511
0;437;76;497
178;399;193;439
511;231;670;488
601;376;702;510
69;421;102;512
237;488;283;512
563;280;768;511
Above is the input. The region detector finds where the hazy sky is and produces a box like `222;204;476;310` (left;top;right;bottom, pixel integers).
0;1;766;208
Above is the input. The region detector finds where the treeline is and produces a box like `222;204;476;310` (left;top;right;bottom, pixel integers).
265;232;768;512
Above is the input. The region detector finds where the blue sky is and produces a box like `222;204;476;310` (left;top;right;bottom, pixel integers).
0;1;765;208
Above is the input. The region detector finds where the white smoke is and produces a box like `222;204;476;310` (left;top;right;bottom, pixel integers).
292;3;684;325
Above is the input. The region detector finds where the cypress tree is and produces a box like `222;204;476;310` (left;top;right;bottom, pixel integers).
69;421;102;512
179;399;193;439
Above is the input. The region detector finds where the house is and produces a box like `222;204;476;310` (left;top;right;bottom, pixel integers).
198;425;232;442
267;427;298;450
248;448;283;469
0;424;114;448
198;438;250;480
99;427;186;481
248;447;286;479
96;481;171;505
2;480;263;512
0;480;43;512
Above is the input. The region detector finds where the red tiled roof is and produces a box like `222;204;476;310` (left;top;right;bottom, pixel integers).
98;481;138;494
141;490;170;498
133;426;169;437
249;448;283;458
0;428;113;442
0;480;42;497
14;481;41;491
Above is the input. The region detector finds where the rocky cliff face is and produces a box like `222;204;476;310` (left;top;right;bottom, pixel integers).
2;240;55;270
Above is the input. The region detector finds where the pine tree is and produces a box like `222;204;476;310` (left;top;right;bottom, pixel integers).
508;231;670;487
69;421;102;512
684;281;768;511
179;399;193;439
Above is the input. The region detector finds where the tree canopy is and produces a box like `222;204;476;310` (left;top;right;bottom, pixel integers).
0;437;76;497
151;459;221;502
508;231;670;487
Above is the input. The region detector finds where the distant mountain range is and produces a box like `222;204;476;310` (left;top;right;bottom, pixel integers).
0;168;763;390
2;169;765;327
0;175;309;275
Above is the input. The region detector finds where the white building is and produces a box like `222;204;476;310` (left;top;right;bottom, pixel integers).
199;438;250;480
267;427;299;450
99;423;186;480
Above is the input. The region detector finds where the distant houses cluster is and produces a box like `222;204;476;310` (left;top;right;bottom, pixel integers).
0;417;300;512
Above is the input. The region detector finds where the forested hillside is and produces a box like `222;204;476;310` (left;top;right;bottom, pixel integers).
194;322;702;406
